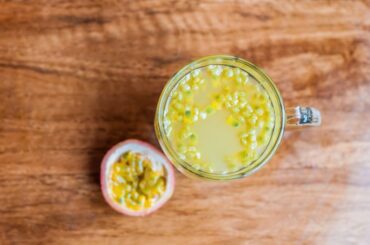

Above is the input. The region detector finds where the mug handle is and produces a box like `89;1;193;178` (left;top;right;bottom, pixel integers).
286;106;321;127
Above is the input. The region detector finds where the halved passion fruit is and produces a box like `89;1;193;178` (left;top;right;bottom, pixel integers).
101;139;175;216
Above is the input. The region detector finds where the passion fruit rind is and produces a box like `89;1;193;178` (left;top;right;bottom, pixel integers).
101;139;175;216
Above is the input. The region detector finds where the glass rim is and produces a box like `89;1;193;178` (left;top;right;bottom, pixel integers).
155;55;286;180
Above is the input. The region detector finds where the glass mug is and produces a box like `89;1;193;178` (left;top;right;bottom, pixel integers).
155;55;321;180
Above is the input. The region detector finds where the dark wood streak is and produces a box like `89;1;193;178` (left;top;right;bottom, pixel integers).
55;15;110;26
0;62;60;75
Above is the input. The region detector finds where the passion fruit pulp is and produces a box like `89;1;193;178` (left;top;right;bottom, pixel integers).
101;139;175;216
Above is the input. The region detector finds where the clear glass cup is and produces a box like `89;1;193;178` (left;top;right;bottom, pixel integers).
155;55;321;180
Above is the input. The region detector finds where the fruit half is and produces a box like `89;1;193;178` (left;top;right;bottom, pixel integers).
101;139;175;216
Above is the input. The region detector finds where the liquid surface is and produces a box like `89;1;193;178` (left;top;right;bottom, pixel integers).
109;151;167;211
193;110;244;172
164;65;275;174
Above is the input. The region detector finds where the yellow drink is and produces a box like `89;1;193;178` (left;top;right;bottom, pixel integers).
163;65;275;174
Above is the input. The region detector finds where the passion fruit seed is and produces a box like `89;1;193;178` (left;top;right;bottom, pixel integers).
165;65;275;173
109;151;167;211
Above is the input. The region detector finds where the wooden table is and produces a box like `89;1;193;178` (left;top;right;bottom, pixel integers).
1;1;369;244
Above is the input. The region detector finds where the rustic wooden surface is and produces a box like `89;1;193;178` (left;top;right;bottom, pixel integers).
1;0;370;244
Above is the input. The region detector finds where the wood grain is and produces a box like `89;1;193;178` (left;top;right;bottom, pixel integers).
0;0;370;244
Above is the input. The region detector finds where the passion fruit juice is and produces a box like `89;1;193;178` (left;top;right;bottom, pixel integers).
164;65;275;174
